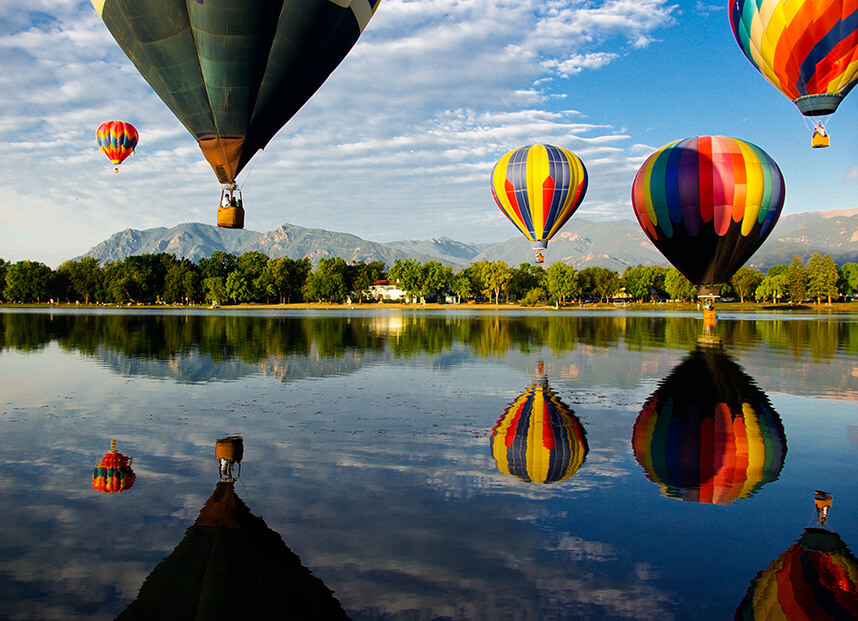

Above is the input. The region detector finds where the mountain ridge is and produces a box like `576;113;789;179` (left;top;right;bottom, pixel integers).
80;210;858;270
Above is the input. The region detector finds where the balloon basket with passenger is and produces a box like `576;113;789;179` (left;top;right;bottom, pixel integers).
217;184;245;229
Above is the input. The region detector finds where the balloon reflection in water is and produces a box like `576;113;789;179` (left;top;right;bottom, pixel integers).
92;439;135;494
632;347;786;504
491;362;588;484
116;437;348;620
735;492;858;620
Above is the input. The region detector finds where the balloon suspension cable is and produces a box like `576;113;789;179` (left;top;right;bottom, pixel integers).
815;490;833;527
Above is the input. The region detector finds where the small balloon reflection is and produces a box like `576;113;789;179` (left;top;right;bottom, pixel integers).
116;436;348;620
735;491;858;619
490;361;588;484
632;346;786;504
92;439;135;494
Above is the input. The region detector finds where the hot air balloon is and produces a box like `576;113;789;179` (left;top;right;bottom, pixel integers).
491;144;588;264
631;136;785;298
632;347;786;504
491;362;588;484
730;0;858;148
92;439;136;493
96;121;138;173
91;0;381;228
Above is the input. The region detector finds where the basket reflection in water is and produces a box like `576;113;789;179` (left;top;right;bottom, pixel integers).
632;346;786;504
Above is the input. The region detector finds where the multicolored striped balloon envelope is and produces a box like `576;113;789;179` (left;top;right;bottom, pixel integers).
491;364;587;484
96;120;138;171
632;347;786;504
730;0;858;117
491;144;588;263
92;439;136;494
631;136;785;294
735;528;858;620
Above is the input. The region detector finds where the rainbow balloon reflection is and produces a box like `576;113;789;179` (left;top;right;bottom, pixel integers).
92;439;135;494
491;363;587;484
633;347;786;504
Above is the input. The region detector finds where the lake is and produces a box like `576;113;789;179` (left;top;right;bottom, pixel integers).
1;308;857;620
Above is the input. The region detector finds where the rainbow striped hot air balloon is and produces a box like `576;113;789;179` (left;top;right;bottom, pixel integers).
92;439;136;494
491;364;588;484
96;120;138;172
632;347;786;504
735;528;858;620
631;136;784;297
491;144;588;264
730;0;858;128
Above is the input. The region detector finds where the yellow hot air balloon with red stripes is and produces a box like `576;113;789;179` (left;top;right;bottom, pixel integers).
491;144;588;264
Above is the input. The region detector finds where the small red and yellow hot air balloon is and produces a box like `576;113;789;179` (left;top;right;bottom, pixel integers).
92;439;136;493
96;120;138;172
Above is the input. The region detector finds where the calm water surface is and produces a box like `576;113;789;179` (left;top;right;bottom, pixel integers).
0;308;856;620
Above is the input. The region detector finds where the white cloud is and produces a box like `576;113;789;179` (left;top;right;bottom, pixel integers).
0;0;684;266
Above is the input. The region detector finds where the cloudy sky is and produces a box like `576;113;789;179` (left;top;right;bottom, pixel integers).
1;0;857;267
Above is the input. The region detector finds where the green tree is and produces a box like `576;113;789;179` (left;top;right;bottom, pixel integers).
755;273;787;303
786;255;808;303
452;270;475;303
481;261;513;304
730;266;764;303
388;258;423;301
664;268;696;301
841;263;858;296
420;261;454;301
807;253;840;303
163;258;200;304
508;263;545;302
0;259;8;301
225;251;269;303
303;257;348;303
58;257;102;304
4;260;54;303
263;257;312;304
545;262;576;305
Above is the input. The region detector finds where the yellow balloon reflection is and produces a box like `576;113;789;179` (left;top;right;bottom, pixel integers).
491;362;588;484
736;492;858;619
632;347;786;504
116;436;348;620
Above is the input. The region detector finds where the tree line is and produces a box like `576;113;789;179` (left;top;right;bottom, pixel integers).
0;250;856;306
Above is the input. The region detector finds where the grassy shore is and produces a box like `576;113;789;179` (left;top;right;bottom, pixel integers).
4;300;858;312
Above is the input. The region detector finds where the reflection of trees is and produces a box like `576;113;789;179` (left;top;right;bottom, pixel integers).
1;310;855;364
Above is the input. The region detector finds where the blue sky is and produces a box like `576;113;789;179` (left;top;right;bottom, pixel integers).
1;0;856;267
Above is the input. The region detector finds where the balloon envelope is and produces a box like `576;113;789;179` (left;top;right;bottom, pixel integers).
491;144;588;255
491;369;587;484
632;347;786;504
96;120;138;167
631;136;785;290
92;0;380;183
735;528;858;620
730;0;858;116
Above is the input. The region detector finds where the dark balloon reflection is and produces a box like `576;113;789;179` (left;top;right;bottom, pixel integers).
491;362;588;484
116;437;348;621
632;347;786;504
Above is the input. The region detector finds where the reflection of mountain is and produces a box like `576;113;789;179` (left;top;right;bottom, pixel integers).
632;347;786;504
491;365;588;484
116;481;348;621
735;528;858;619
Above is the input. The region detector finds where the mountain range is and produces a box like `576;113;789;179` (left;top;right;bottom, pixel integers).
81;208;858;271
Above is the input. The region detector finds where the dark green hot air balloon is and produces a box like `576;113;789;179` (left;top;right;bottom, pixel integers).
91;0;381;228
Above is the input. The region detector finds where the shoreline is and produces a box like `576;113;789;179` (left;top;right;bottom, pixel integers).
3;301;857;312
